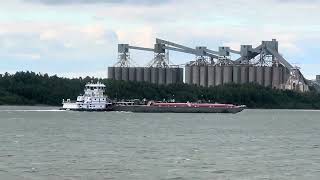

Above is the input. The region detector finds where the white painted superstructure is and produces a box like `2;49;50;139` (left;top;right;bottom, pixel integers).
62;82;111;111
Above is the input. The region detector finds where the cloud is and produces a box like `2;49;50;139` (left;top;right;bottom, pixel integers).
299;63;320;80
23;0;170;5
11;53;42;60
1;0;319;78
39;30;58;41
116;26;155;47
276;0;320;3
0;22;118;63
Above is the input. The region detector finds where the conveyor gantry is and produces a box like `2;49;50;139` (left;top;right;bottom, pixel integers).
117;38;243;67
117;38;301;77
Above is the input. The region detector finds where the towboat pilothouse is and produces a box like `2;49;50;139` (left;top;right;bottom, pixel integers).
61;82;112;111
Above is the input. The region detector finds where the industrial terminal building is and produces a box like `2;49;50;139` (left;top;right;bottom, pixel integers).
108;38;309;92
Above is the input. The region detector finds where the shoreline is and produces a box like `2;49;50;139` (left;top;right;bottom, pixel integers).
1;105;320;111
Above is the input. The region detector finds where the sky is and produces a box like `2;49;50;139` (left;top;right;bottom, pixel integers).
0;0;319;79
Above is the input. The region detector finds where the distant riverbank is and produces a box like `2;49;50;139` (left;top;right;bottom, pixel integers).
1;71;320;109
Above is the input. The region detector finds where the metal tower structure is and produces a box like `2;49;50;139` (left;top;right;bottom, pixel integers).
147;43;169;68
117;43;169;68
116;44;132;67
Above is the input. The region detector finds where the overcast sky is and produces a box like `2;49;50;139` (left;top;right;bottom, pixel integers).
0;0;319;79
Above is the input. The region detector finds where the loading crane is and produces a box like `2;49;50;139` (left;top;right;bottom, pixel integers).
116;44;155;67
118;38;305;80
234;39;293;68
156;38;242;66
118;38;297;70
116;43;170;68
233;39;308;89
117;38;244;68
156;38;217;66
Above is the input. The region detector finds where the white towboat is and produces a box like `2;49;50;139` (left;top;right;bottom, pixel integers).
61;81;112;111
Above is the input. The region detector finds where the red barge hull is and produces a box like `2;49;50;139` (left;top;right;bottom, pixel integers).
112;103;245;114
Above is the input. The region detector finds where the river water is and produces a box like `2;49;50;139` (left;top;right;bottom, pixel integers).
0;106;320;180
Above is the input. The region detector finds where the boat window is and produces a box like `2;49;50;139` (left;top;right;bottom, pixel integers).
90;87;94;90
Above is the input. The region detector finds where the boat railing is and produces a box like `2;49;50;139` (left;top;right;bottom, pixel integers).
115;102;135;106
63;99;77;103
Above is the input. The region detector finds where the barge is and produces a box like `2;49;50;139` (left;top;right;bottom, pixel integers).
111;102;245;114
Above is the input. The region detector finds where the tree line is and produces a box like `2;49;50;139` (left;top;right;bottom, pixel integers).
1;71;320;109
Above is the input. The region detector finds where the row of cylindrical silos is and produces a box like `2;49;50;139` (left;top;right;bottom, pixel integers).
108;67;183;85
185;65;290;89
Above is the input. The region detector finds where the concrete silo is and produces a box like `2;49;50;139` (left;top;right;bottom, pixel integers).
108;67;115;79
249;66;256;83
272;66;280;89
240;66;249;84
136;67;144;82
128;67;136;81
121;67;129;81
171;68;178;84
192;66;200;85
178;68;184;83
185;65;193;85
232;66;241;84
264;66;272;87
114;67;122;80
158;68;166;85
165;68;173;85
207;66;215;87
223;66;233;84
143;67;151;83
215;66;223;86
151;68;159;84
200;66;208;87
256;66;264;85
